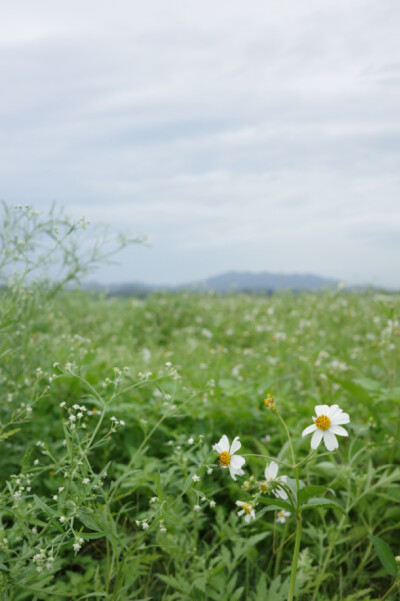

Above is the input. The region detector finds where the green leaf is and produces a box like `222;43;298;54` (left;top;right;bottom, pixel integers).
157;573;191;594
231;587;245;601
330;376;373;403
257;496;294;512
368;535;398;577
0;428;21;440
298;485;327;505
302;497;346;514
78;509;103;532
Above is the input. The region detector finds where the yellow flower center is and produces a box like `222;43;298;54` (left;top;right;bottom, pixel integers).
219;451;231;466
243;503;252;514
259;480;269;493
315;414;331;430
264;394;274;408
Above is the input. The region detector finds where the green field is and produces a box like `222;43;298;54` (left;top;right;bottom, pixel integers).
1;209;400;600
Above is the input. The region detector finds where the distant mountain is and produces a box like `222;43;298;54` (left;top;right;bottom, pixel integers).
85;271;340;296
187;271;339;292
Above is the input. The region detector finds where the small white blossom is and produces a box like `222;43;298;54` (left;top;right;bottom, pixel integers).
263;461;289;500
276;510;291;524
213;435;245;481
302;404;350;451
236;501;256;523
192;475;200;482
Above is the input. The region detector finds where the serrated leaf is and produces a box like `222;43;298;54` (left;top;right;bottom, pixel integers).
302;497;346;514
368;535;398;577
157;573;191;594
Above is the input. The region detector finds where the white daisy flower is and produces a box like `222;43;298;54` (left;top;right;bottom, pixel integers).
263;461;288;500
236;500;256;523
276;509;291;524
213;435;245;480
302;404;350;451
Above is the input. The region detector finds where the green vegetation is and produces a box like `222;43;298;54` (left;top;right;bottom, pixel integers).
1;205;400;600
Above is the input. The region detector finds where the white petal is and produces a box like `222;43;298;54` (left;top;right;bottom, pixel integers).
245;513;251;523
230;436;241;454
331;412;350;425
327;404;341;417
236;500;244;507
229;465;244;480
311;429;323;449
230;454;245;469
237;509;244;516
275;487;288;500
265;461;278;480
323;430;339;451
302;423;317;437
214;434;230;453
329;425;348;437
315;405;330;416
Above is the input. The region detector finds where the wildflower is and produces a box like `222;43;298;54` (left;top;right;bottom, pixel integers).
82;478;90;485
207;468;213;475
302;404;350;451
194;504;201;511
188;437;195;445
276;509;291;524
192;475;200;482
236;501;256;523
73;537;84;552
142;522;149;530
264;394;274;409
263;461;288;499
209;500;216;508
213;435;245;481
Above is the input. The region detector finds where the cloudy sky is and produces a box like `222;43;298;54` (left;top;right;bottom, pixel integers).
1;1;400;287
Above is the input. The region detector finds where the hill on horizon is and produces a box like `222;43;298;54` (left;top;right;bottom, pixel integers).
88;270;342;296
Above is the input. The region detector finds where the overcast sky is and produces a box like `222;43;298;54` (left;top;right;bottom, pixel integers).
1;1;400;287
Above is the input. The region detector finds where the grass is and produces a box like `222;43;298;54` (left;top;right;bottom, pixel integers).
1;285;400;600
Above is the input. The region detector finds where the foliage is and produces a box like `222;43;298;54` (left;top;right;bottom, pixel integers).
0;204;400;600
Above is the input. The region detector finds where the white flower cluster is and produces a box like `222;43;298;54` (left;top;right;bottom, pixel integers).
110;416;126;428
60;403;89;430
9;473;32;503
32;548;55;573
212;404;350;524
73;537;84;553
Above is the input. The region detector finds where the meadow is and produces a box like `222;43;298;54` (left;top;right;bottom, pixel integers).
1;206;400;600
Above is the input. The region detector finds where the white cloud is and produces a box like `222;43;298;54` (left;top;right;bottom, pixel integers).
0;0;400;288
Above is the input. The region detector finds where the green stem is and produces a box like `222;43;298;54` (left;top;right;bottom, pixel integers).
275;408;303;601
287;514;302;601
381;580;400;601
